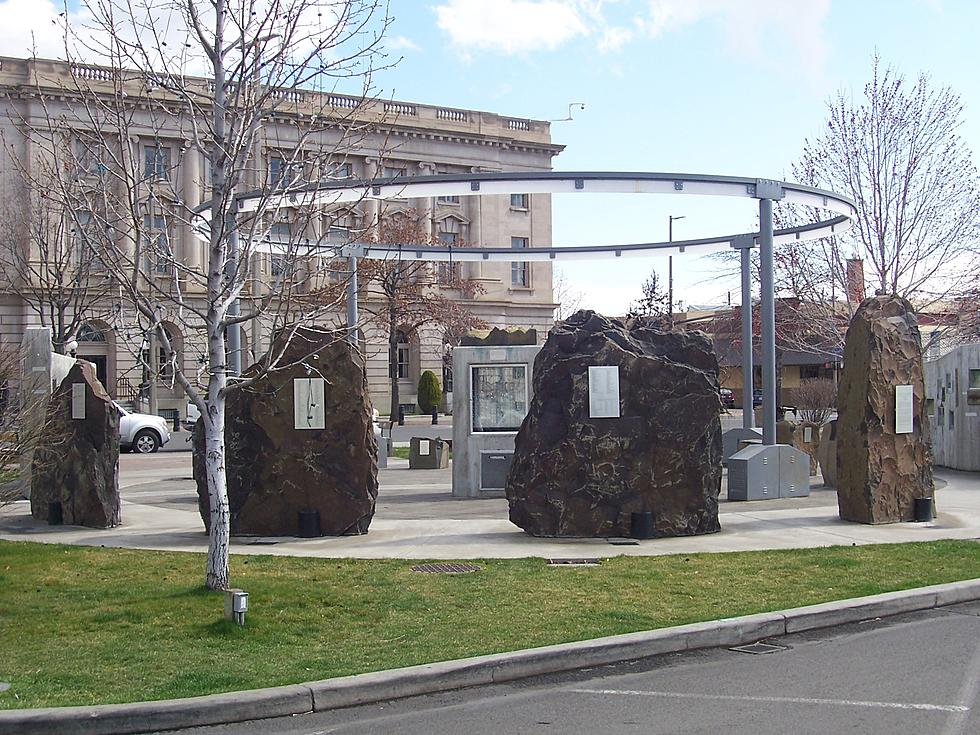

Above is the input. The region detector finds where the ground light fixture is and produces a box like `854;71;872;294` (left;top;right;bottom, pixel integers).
192;170;856;446
224;589;248;626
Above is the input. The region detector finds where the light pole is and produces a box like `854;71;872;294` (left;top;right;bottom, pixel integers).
668;215;685;329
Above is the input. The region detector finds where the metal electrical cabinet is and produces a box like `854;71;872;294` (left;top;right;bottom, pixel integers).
728;444;810;501
480;450;514;492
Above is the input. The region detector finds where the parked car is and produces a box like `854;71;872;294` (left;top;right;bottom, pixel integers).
752;389;764;408
115;403;171;453
720;388;736;409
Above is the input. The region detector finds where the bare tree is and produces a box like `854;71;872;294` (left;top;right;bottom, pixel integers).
552;268;583;322
791;55;980;302
358;212;483;421
4;0;393;590
0;167;114;354
0;344;55;508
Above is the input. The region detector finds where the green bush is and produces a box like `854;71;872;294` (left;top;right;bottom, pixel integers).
417;370;442;413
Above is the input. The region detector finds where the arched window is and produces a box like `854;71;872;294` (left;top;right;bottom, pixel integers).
77;323;107;343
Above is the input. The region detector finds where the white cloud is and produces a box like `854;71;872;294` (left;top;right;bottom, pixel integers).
637;0;832;81
386;35;419;51
597;25;633;52
0;0;89;59
434;0;589;55
431;0;831;79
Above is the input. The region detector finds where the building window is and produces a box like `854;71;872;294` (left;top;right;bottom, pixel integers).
438;194;460;204
77;323;107;343
510;193;529;209
327;226;351;244
75;137;106;177
270;254;288;277
382;166;406;179
142;214;171;274
268;156;303;190
322;161;353;179
143;144;171;181
436;230;459;285
396;330;410;379
70;210;103;271
511;236;529;288
327;259;347;284
269;222;291;277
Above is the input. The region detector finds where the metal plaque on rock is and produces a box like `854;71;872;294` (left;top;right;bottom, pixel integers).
588;366;620;418
71;383;86;420
293;378;326;430
895;385;914;434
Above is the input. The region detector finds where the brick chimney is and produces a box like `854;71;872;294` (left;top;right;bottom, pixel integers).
846;258;866;304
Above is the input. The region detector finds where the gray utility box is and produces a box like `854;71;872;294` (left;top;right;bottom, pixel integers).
728;444;810;501
480;450;514;492
722;427;763;465
409;437;449;469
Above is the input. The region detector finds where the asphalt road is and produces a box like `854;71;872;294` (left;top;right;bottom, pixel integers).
151;602;980;735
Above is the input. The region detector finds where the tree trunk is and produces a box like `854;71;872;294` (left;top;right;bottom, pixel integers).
203;321;230;590
203;405;229;590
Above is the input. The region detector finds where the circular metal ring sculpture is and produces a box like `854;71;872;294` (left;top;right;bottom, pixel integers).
213;171;857;259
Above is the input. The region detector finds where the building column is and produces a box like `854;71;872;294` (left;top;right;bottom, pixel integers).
180;144;201;270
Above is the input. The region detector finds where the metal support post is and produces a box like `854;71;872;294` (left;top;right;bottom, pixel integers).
738;239;755;430
346;255;358;347
759;198;776;445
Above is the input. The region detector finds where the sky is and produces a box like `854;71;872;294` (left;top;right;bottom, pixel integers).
1;0;978;315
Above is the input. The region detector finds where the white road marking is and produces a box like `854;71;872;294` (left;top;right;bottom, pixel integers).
570;688;969;713
941;632;980;735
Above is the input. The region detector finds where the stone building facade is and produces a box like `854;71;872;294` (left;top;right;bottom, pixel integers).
0;56;562;419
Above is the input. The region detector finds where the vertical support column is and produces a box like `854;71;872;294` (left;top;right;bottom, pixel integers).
759;197;776;445
346;255;358;348
180;145;201;270
737;238;755;430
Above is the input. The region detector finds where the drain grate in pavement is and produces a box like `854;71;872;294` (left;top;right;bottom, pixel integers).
247;539;279;546
729;642;790;655
547;558;601;566
607;538;640;546
411;563;481;574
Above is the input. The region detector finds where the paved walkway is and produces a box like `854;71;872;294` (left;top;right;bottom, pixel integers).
2;452;978;559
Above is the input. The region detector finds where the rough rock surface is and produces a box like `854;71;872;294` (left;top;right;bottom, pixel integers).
817;419;837;487
837;296;934;523
194;329;377;536
506;310;722;538
460;327;537;347
777;421;821;476
30;361;121;527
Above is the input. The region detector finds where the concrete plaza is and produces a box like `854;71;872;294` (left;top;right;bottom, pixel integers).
2;445;979;559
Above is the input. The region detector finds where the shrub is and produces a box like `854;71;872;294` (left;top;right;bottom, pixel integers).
795;378;837;424
417;370;442;413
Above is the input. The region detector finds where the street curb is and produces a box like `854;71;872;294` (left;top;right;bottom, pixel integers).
3;578;979;735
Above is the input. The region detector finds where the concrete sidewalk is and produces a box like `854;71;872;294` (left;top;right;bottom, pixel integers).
2;452;979;559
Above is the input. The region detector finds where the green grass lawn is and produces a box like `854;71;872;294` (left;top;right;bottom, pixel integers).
1;539;979;709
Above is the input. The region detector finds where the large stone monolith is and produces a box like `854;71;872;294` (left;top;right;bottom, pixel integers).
505;310;722;538
836;295;934;523
30;361;121;527
194;329;377;536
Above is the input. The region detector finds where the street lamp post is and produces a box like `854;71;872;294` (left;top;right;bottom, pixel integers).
668;215;686;329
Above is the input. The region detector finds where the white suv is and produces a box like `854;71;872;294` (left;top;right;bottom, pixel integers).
115;404;172;453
